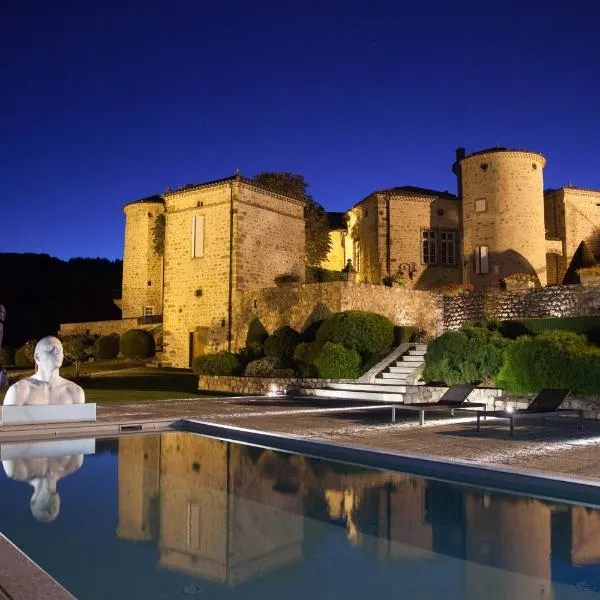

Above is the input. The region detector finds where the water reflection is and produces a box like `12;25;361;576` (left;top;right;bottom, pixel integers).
1;439;94;523
114;433;600;596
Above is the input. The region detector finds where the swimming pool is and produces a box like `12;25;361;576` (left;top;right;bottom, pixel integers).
0;430;599;599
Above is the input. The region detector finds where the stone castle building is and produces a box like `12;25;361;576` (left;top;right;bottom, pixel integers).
59;145;600;367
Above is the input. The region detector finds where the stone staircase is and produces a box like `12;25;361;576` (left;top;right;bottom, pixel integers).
290;344;427;403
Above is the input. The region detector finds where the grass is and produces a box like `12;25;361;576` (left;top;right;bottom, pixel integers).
0;359;219;403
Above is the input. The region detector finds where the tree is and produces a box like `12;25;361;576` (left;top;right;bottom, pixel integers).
62;335;95;377
251;172;332;266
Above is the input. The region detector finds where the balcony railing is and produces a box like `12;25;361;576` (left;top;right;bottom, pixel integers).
137;314;163;325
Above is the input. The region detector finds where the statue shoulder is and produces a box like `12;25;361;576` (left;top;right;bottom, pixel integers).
3;378;35;405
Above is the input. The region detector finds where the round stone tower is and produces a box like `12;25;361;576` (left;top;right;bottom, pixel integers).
122;196;165;319
455;148;547;288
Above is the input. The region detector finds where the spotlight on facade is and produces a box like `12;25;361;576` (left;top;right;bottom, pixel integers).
505;406;514;413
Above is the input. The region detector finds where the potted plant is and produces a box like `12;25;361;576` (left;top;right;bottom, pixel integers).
382;275;394;287
503;273;536;292
393;274;409;287
576;266;600;287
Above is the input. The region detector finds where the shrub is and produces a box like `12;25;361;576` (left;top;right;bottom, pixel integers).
14;340;37;368
14;342;36;368
264;326;300;362
245;356;295;378
313;342;361;379
93;334;120;359
236;346;261;367
292;341;325;377
438;283;474;297
422;327;510;386
498;316;600;346
305;266;346;283
119;329;155;359
316;311;394;356
245;319;268;353
0;346;14;366
496;330;600;394
192;351;242;376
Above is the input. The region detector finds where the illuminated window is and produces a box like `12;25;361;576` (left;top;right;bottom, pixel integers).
191;215;205;258
422;230;437;264
440;231;457;265
474;246;489;274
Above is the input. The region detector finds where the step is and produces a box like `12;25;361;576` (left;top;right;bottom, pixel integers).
414;344;428;351
400;356;424;363
408;350;426;356
326;383;407;393
388;365;417;374
298;389;404;403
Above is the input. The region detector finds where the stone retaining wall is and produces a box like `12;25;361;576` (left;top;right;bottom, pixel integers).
198;375;354;395
59;318;141;336
444;284;600;330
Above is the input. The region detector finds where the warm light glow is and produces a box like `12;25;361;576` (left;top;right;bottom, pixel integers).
505;406;514;413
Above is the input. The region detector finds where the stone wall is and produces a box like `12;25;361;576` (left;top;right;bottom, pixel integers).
59;318;141;336
444;284;600;330
233;281;444;349
199;375;354;395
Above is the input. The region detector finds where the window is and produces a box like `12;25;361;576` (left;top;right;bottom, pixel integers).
474;246;489;274
440;230;457;265
422;230;437;264
187;503;201;550
191;215;205;258
143;306;154;316
475;198;487;212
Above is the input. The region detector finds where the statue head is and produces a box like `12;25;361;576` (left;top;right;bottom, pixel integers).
30;479;61;523
34;336;64;371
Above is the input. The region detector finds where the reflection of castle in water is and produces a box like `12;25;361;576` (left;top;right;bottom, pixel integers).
116;434;600;595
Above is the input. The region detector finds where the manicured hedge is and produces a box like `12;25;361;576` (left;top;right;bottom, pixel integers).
244;356;294;378
422;327;510;386
496;330;600;394
264;326;300;362
312;342;361;379
192;351;242;376
499;316;600;346
119;329;155;359
316;311;394;356
93;334;120;359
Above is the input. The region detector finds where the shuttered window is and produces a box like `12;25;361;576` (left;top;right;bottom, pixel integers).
191;215;205;258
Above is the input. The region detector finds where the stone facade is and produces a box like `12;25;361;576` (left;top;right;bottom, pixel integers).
122;197;164;319
233;281;443;349
158;178;304;368
59;317;148;336
458;149;547;287
443;284;600;330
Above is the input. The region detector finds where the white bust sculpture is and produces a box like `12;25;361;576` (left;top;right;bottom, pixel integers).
2;454;84;522
3;336;85;406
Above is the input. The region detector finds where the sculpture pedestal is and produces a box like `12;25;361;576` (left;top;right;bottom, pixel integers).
0;404;96;426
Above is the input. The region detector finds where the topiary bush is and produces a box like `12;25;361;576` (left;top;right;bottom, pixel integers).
245;319;269;354
192;351;242;376
496;330;600;394
312;342;361;379
292;341;326;377
422;327;510;386
93;334;120;359
0;346;14;367
245;357;295;378
264;326;301;362
316;311;394;356
119;329;156;359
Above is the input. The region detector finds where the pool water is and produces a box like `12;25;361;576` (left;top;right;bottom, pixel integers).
0;432;598;599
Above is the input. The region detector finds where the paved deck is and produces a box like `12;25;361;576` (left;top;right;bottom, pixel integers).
93;395;600;481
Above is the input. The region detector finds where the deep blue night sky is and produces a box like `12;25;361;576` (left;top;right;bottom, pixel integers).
2;0;599;260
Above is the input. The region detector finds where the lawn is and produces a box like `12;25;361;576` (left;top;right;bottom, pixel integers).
0;359;219;403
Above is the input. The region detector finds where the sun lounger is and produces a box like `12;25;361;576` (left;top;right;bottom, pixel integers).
474;388;583;435
391;384;486;425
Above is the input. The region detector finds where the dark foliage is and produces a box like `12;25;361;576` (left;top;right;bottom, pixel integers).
264;326;301;362
192;351;242;376
313;342;361;379
0;254;122;348
245;318;269;353
119;329;155;359
93;334;120;359
244;356;295;377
